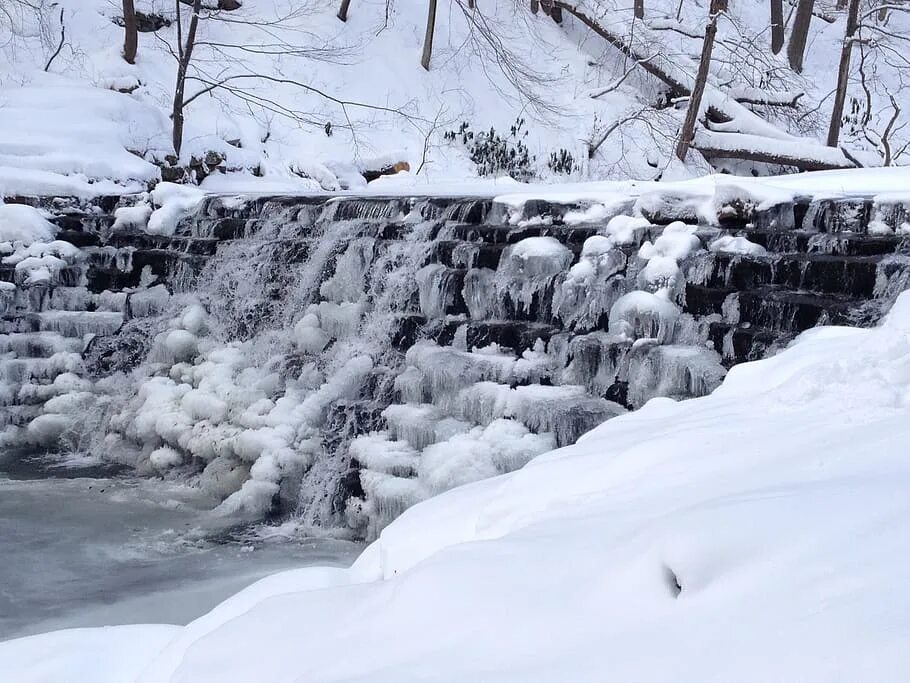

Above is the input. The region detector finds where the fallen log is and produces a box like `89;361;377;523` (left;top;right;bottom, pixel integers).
693;130;859;171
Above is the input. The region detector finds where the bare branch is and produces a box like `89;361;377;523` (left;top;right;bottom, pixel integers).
43;7;64;71
182;74;419;121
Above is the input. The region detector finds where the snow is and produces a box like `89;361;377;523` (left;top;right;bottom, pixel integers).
6;289;910;680
0;79;163;196
112;203;153;232
0;625;180;683
609;290;681;343
868;219;894;236
709;234;769;256
147;183;205;236
161;329;199;363
3;239;81;285
639;221;701;262
0;205;56;245
292;314;329;355
0;0;903;196
149;446;183;471
504;236;573;275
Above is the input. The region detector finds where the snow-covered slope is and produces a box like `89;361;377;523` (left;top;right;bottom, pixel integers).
0;0;603;193
1;0;906;195
5;285;910;680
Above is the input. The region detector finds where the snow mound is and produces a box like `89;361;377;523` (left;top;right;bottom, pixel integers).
709;234;768;256
0;205;56;245
0;80;163;196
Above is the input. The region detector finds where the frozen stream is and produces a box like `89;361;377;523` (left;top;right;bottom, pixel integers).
0;450;361;641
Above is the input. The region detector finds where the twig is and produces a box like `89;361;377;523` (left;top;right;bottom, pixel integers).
590;58;654;99
43;7;65;71
182;73;420;121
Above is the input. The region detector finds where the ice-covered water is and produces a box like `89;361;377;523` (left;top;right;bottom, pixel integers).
0;450;360;641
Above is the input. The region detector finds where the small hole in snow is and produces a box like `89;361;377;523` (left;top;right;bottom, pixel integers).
663;565;682;598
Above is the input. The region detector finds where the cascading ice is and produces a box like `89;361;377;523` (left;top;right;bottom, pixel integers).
9;191;896;541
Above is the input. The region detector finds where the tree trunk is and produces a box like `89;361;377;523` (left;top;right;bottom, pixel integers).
122;0;138;64
420;0;438;71
770;0;784;54
787;0;814;72
530;0;539;14
675;0;726;162
634;0;644;19
172;0;202;157
826;0;860;146
337;0;351;21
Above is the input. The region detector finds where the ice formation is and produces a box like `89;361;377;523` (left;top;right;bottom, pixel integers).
2;185;906;539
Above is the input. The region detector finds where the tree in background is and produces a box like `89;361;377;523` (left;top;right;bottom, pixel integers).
122;0;138;64
824;0;910;165
675;0;727;161
787;0;814;72
1;0;68;71
171;0;202;156
421;0;438;70
770;0;784;54
163;0;418;159
337;0;352;22
826;0;860;147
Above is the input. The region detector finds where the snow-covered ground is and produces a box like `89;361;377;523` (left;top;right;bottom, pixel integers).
1;0;906;196
4;284;910;681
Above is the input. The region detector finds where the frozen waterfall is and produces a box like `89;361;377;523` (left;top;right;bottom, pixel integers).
1;190;908;538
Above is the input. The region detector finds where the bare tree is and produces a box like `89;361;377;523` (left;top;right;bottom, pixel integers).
420;0;438;70
171;0;202;156
122;0;138;64
675;0;727;161
826;0;860;146
787;0;814;72
770;0;784;54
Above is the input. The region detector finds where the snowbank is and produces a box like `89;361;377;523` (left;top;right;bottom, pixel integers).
5;288;910;680
0;205;56;245
0;79;163;196
0;625;179;683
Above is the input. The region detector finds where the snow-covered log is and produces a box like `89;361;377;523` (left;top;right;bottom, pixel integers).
693;130;859;171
